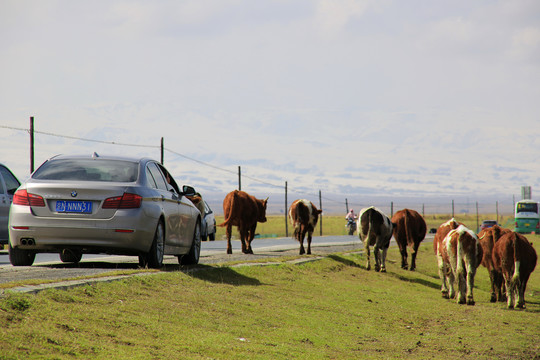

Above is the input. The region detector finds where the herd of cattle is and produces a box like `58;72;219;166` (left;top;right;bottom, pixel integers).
219;190;538;309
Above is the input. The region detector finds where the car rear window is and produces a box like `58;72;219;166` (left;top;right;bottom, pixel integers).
32;159;139;182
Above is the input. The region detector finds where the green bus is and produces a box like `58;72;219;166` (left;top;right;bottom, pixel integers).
514;200;540;233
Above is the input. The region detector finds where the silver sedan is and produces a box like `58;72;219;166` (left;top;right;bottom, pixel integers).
8;153;201;268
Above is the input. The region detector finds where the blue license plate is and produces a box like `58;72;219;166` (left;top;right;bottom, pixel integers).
56;201;92;214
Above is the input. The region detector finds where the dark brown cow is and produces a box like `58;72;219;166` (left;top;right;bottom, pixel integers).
391;209;426;271
492;232;537;309
288;199;322;255
358;207;394;272
433;218;463;298
477;225;512;302
219;190;268;254
440;225;483;305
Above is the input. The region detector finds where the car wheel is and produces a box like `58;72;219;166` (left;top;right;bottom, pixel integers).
209;231;215;241
180;219;201;265
59;249;82;263
146;221;165;269
9;243;36;266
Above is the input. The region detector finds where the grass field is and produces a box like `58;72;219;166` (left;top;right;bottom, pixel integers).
0;231;538;359
214;213;517;240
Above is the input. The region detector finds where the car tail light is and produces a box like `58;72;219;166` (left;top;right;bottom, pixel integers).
13;189;46;207
536;222;539;230
103;193;142;209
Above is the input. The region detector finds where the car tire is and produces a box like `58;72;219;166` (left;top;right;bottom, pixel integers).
209;231;215;241
59;249;83;263
145;221;165;269
180;220;201;265
9;243;36;266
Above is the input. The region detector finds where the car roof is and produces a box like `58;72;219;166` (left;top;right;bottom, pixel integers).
47;153;155;163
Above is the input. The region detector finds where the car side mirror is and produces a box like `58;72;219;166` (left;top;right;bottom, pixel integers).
182;185;196;197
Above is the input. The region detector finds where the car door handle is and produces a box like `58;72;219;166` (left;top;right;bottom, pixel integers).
161;195;165;202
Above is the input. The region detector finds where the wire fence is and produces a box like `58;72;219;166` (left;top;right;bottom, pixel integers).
1;122;518;217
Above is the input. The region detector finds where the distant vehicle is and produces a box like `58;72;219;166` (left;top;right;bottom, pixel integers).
514;199;540;234
201;201;216;241
0;163;21;245
8;154;202;268
480;220;498;231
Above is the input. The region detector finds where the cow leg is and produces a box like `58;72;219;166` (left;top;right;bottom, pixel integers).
299;235;305;255
489;270;498;303
398;243;408;270
504;275;515;309
373;243;381;272
239;228;248;254
226;225;233;254
437;252;450;298
306;231;312;255
465;265;476;305
245;224;256;254
516;274;530;309
409;242;419;271
380;246;388;273
364;240;371;271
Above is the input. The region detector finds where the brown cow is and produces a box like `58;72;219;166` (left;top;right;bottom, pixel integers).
220;190;268;254
391;209;426;271
477;225;512;302
440;225;483;305
433;218;463;298
288;199;322;255
492;232;537;309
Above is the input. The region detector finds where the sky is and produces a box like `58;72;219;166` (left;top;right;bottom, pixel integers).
1;0;540;214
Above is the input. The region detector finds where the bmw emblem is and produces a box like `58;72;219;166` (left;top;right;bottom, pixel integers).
71;191;78;198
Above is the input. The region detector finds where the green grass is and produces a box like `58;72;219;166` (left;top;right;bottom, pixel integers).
1;238;538;359
215;213;517;239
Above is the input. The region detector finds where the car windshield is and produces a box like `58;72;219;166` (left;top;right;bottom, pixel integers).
32;159;139;182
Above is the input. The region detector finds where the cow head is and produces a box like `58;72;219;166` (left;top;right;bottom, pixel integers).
257;197;268;223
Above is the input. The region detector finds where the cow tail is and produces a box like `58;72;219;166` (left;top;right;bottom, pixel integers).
367;208;372;242
455;231;464;275
219;190;237;227
404;210;411;246
512;235;520;285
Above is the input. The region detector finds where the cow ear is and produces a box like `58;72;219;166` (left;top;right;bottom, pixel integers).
317;209;323;214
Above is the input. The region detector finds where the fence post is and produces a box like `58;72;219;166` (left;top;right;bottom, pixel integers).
452;200;455;218
345;198;349;214
496;201;499;224
285;181;288;238
238;166;241;191
390;201;394;218
160;137;164;164
30;116;35;173
476;202;479;232
319;190;323;236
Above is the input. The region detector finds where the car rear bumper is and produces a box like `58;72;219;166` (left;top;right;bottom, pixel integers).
8;208;157;254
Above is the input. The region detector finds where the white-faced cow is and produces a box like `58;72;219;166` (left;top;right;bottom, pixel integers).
440;225;483;305
288;199;322;255
477;225;512;302
220;190;268;255
358;207;394;272
391;209;426;271
433;218;463;298
492;232;537;309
